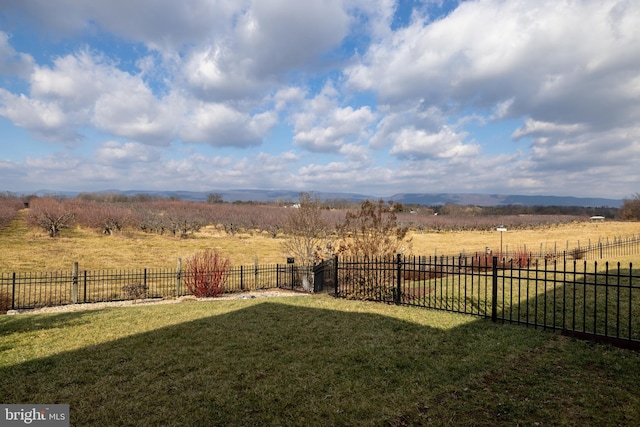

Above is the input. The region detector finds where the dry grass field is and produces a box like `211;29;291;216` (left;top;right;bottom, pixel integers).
1;211;639;273
409;220;640;259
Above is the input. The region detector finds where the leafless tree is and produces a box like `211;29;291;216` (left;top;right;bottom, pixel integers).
281;193;329;290
620;193;640;220
0;192;25;228
25;197;76;237
282;193;327;266
337;199;408;259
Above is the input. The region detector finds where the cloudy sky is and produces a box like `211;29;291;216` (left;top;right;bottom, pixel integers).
1;0;639;198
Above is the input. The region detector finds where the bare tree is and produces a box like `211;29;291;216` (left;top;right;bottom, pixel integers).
281;193;329;290
72;200;134;235
206;193;224;204
620;193;640;220
337;199;408;259
25;197;76;237
0;192;24;228
336;199;409;300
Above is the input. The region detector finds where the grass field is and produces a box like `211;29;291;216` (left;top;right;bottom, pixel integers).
1;295;640;426
1;212;639;272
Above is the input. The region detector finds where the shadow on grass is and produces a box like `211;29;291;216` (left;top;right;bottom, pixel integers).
0;309;103;335
1;298;640;426
498;266;640;347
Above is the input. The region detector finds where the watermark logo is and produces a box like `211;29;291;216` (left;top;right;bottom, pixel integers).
1;405;69;426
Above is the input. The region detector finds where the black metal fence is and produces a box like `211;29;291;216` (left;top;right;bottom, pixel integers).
461;233;640;263
0;263;314;310
336;254;640;349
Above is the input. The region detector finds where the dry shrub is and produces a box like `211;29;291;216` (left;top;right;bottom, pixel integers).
569;247;587;260
184;249;231;298
0;290;11;314
122;282;148;304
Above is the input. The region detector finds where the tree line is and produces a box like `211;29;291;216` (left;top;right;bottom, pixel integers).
0;191;637;240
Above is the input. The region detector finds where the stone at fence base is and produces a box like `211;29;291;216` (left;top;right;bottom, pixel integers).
6;310;18;315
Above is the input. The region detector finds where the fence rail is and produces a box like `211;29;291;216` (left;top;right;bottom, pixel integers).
0;263;313;310
459;233;640;262
336;255;640;349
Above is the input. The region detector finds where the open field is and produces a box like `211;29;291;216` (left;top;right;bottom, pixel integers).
1;295;639;426
1;213;639;272
410;219;640;259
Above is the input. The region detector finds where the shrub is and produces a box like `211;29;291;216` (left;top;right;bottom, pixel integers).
506;248;532;268
569;247;587;260
184;250;231;298
0;290;11;314
122;282;148;304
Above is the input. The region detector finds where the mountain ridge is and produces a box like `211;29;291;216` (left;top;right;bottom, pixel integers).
21;189;623;208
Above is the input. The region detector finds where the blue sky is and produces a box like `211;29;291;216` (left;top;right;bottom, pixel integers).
1;0;639;199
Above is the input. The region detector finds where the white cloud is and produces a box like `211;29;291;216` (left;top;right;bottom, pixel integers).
346;0;640;125
0;32;34;78
180;102;277;147
512;119;589;140
273;86;307;111
294;105;376;152
95;141;162;166
1;0;240;52
291;82;376;153
389;127;479;160
92;90;182;146
0;159;26;180
0;90;80;145
182;0;351;100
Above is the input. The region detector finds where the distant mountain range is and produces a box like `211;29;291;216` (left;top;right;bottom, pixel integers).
25;189;623;208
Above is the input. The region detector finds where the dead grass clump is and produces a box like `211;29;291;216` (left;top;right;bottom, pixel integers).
0;290;11;314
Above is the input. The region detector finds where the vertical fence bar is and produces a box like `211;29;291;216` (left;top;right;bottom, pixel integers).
616;263;621;338
11;272;16;310
333;255;339;298
72;262;79;304
176;258;182;297
629;264;633;340
604;263;609;336
395;253;402;304
492;256;498;322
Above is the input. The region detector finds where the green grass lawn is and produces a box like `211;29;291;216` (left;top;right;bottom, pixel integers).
2;295;640;426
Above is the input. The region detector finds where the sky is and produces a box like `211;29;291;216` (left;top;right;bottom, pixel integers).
0;0;639;199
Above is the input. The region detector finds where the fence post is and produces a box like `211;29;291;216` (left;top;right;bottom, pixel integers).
254;256;258;290
491;256;498;322
11;272;16;310
176;258;182;296
599;242;603;259
333;254;339;297
72;262;78;304
395;253;402;304
290;263;295;290
240;265;244;291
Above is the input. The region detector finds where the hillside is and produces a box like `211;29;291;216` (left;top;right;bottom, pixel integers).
22;189;623;208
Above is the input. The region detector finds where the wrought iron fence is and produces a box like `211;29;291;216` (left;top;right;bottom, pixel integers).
336;255;640;349
0;263;313;310
459;233;640;263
